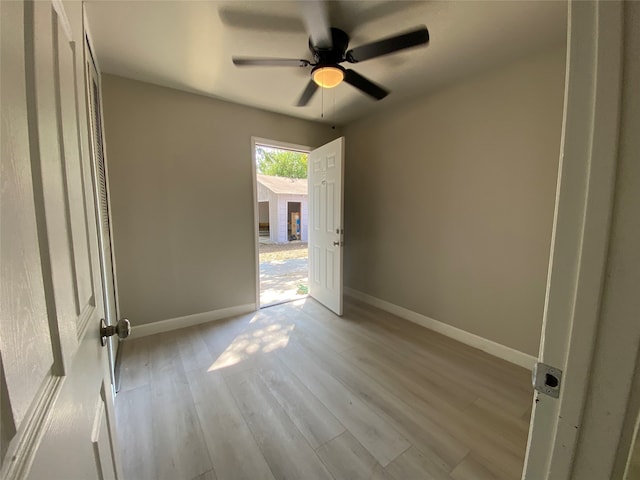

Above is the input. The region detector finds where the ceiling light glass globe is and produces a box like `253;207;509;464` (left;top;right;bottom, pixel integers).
313;67;344;88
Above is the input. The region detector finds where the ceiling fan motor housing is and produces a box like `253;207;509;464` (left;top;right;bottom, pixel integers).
309;28;350;66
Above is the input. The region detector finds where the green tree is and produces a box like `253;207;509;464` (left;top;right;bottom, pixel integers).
257;147;307;179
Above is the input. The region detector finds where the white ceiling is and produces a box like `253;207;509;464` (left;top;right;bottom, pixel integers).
85;1;567;125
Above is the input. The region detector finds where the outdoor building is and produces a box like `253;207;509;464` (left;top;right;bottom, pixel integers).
256;174;308;243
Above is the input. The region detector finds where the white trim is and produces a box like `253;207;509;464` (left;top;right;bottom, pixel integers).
82;6;100;73
522;2;623;478
250;136;311;309
83;24;122;390
251;139;260;308
129;304;256;339
85;33;121;324
51;0;72;43
344;287;537;370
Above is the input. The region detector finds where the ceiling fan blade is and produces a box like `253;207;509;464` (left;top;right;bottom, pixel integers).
344;70;389;100
299;0;332;49
296;80;319;106
346;26;429;63
233;57;311;67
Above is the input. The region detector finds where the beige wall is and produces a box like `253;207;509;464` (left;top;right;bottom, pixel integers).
343;46;566;356
101;75;337;325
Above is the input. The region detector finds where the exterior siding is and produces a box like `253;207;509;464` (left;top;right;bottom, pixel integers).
257;180;308;243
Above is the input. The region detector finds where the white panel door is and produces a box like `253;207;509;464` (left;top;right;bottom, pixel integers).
308;137;344;315
0;1;122;478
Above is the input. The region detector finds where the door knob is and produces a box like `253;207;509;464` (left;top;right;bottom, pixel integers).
333;241;340;246
100;318;131;346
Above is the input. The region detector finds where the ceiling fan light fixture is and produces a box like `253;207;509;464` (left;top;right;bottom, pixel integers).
312;65;344;88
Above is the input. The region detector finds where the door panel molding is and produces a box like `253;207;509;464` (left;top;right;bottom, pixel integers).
1;376;62;479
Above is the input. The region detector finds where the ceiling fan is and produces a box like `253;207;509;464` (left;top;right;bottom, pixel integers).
231;2;429;107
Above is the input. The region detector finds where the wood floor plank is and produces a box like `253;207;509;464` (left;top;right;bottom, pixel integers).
277;340;411;467
339;299;529;383
462;397;531;453
115;386;156;480
450;453;510;480
315;431;378;480
191;470;218;480
148;331;184;384
225;368;334;480
345;343;476;411
291;326;470;469
257;355;345;449
332;345;525;480
286;304;361;355
295;301;530;475
305;299;532;417
384;447;453;480
345;300;531;391
150;374;212;480
371;464;396;480
199;312;295;377
199;314;260;364
116;298;532;480
176;325;216;373
117;336;151;392
185;368;275;480
291;303;480;413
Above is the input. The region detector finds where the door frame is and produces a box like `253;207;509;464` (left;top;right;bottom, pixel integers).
82;7;121;392
82;3;120;322
250;137;311;308
523;0;624;478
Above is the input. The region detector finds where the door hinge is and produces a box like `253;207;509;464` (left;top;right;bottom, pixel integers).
532;362;562;398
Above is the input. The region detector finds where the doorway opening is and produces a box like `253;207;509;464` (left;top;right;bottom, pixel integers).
253;139;310;308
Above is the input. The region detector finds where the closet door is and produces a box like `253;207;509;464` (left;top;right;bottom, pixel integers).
0;1;122;478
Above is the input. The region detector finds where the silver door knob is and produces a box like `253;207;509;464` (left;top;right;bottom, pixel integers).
333;241;340;246
100;318;131;346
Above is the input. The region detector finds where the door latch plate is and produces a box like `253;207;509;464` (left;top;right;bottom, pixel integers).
532;362;562;398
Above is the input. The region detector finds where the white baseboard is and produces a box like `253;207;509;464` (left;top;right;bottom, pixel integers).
344;287;537;370
129;303;257;339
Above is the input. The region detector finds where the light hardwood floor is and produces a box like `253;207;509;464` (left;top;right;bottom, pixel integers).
115;298;533;480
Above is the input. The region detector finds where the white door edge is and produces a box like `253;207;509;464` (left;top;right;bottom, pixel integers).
522;1;623;478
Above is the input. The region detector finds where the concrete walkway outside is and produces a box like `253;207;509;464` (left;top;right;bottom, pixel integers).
259;242;308;307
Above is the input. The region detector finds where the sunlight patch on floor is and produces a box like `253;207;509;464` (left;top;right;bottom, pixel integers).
207;322;295;372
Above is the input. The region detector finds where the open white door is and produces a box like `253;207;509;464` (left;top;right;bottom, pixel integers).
86;29;120;391
308;137;345;315
1;1;123;478
522;1;623;479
